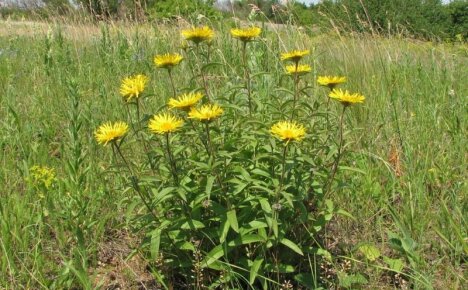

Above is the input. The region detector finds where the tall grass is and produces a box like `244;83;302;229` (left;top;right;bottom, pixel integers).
0;20;466;289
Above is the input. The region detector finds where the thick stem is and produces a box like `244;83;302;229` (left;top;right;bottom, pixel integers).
325;105;347;196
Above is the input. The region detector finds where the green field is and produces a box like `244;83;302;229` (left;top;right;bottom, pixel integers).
0;20;466;289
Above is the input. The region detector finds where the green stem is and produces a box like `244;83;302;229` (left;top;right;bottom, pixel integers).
325;105;347;196
167;69;177;98
188;117;210;156
242;41;252;116
275;143;288;205
205;122;214;158
196;44;210;101
165;133;179;185
112;142;157;220
291;62;299;119
136;100;156;172
204;122;229;206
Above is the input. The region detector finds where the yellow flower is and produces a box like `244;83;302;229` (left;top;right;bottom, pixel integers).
168;92;203;111
329;89;365;106
30;165;56;189
154;53;183;69
317;76;346;89
188;104;223;122
181;26;214;44
270;121;306;142
281;49;310;63
94;121;129;146
148;113;184;135
120;74;148;102
285;64;312;76
230;26;261;42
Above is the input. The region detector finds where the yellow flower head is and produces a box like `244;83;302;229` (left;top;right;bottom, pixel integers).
317;76;346;90
168;92;203;111
95;121;129;146
154;53;183;69
270;121;306;142
230;26;262;42
281;49;310;63
188;104;223;122
181;26;214;44
148;112;184;135
286;64;312;76
120;74;148;102
329;89;365;106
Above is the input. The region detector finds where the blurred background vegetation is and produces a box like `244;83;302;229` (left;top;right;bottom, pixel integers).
1;0;467;41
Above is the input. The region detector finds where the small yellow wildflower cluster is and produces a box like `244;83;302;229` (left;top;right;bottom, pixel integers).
29;165;56;190
230;27;262;42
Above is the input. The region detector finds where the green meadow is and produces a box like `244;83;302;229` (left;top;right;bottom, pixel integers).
0;20;466;289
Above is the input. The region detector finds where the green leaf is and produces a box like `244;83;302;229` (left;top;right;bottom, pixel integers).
336;208;356;221
383;256;404;272
248;220;268;230
280;238;304;256
228;234;265;247
181;220;205;230
338;166;366;175
264;263;295;273
338;272;368;288
249;258;264;285
227;209;239;232
202;244;224;267
220;218;230;243
176;241;195;251
259;198;272;214
358;244;381;261
294;273;314;288
272;219;278;238
251;168;272;178
205;175;215;198
280;190;294;208
150;229;161;260
316;248;332;261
